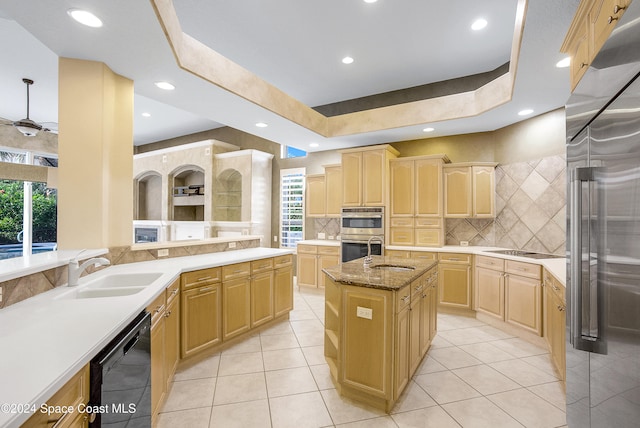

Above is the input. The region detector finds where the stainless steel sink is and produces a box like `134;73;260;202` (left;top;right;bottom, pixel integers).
484;250;565;259
370;264;416;272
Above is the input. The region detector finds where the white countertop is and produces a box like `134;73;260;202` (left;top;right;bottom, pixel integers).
0;247;292;428
297;240;341;247
0;249;109;283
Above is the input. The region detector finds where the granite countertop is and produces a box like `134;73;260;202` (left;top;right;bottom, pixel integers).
323;255;437;290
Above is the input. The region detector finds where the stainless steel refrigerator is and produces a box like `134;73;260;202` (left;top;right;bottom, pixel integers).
566;2;640;426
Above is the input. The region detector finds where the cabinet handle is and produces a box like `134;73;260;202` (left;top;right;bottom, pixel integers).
552;285;560;291
402;295;410;304
171;288;179;296
504;274;509;279
558;305;566;312
197;276;213;282
449;257;460;261
580;62;589;69
414;285;423;293
51;410;72;428
165;310;172;318
608;15;619;24
234;269;245;274
200;286;214;292
154;305;164;314
614;4;626;13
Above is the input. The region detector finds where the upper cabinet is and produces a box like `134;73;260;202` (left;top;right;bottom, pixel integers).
305;164;342;218
561;0;630;91
444;163;496;218
306;174;326;218
324;164;343;216
341;145;399;207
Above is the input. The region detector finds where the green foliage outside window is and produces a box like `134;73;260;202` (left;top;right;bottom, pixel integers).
0;180;57;244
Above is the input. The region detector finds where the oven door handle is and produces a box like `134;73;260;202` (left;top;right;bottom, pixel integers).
341;239;384;245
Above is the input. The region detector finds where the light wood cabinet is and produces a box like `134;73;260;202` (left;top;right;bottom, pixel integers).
296;243;340;288
505;260;542;335
561;0;630;90
390;159;414;216
474;256;505;321
164;286;180;389
23;365;90;428
274;264;294;317
150;313;165;418
438;253;472;309
181;270;222;358
222;275;251;340
543;270;566;380
341;145;399;207
444;163;496;218
409;282;423;376
394;293;411;398
250;269;274;328
324;164;343;217
306;174;326;217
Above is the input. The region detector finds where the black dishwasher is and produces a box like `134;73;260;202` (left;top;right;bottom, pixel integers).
89;311;152;427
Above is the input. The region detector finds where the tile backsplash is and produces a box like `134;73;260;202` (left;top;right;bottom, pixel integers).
446;154;566;254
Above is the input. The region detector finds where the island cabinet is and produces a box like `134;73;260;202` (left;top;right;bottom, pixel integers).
437;253;472;310
181;267;222;358
505;260;542;335
273;254;294;317
543;269;566;380
474;255;506;321
389;155;448;247
250;258;274;328
297;242;340;288
443;163;497;218
222;262;252;340
341;145;399;207
323;257;438;412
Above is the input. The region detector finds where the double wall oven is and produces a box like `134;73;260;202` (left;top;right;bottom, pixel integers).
340;207;384;262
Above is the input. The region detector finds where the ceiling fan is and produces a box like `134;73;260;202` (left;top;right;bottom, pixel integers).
1;78;58;137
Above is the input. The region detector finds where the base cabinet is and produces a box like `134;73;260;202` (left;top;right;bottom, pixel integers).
181;268;222;358
437;253;472;309
474;256;506;321
274;265;294;317
297;243;340;288
544;270;566;380
504;260;542;336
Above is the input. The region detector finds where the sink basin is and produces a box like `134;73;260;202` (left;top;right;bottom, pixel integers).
74;287;147;298
370;264;415;272
82;272;163;289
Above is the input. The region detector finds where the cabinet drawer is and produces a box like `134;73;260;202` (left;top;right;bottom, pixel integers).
147;292;166;326
396;285;411;312
415;218;442;228
544;271;566;303
414;229;442;247
390;228;414;245
251;258;274;273
223;262;251;281
386;250;411;259
166;278;180;305
297;244;317;254
505;260;541;279
182;267;221;289
390;217;414;227
438;253;471;264
410;251;437;261
273;254;293;268
318;245;340;256
410;277;424;299
475;255;504;271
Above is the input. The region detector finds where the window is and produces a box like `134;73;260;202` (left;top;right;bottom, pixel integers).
281;145;307;159
279;168;305;248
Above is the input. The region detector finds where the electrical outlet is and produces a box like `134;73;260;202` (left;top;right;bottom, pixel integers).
162;155;167;163
318;232;326;240
228;242;237;249
356;306;373;320
274;236;278;242
328;235;334;240
0;287;3;303
158;249;169;257
205;147;211;155
460;241;469;247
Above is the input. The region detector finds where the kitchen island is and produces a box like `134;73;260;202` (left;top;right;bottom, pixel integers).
322;255;438;412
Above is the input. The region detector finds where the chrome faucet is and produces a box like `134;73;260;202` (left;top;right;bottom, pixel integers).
363;235;384;267
68;257;110;286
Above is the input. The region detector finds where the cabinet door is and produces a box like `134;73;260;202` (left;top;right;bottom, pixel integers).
164;295;180;387
444;167;471;217
394;306;410;400
549;291;566;380
223;277;251;340
472;166;495;217
438;263;472;309
325;166;343;216
415;159;442;217
318;253;340;288
297;252;318;288
389;227;414;246
181;284;222;358
251;271;274;328
420;287;431;357
362;149;386;206
429;279;438;340
414;228;442;247
390;160;414;216
306;175;326;217
505;274;542;335
342;152;362;206
475;267;504;320
409;297;422;376
274;266;293;317
150;319;166;417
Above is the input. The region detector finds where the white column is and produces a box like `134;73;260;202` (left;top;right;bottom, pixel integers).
22;151;33;257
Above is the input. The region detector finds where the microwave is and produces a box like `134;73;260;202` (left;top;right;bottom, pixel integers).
340;207;384;236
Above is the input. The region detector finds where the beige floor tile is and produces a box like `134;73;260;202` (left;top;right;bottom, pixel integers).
310;363;336;390
428;346;483;370
390;380;437;414
336;416;398;427
321;388;386;425
162;377;216;412
452;365;521;395
156;407;211;428
527;381;567;411
439;326;511;346
415;356;448;375
291;319;325;334
414;371;481;404
260;320;294;336
488;388;567;428
491;337;548;358
302;345;327;366
213;372;267;405
428;335;455;349
173;353;219;381
218;351;264;376
269;391;333;428
489;359;558;387
521;355;560;379
221;334;262;355
458;342;516;364
295;331;325;347
442;396;522;428
209;399;271;428
260;332;300;351
391;405;461;428
263;347;308;371
265;366;318;397
289;309;318;320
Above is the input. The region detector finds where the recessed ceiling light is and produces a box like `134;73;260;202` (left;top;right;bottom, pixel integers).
342;56;354;64
255;122;268;128
518;109;534;116
363;0;378;3
423;127;435;133
309;143;319;148
141;112;151;118
155;81;175;90
67;9;103;28
471;18;488;31
556;57;571;68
